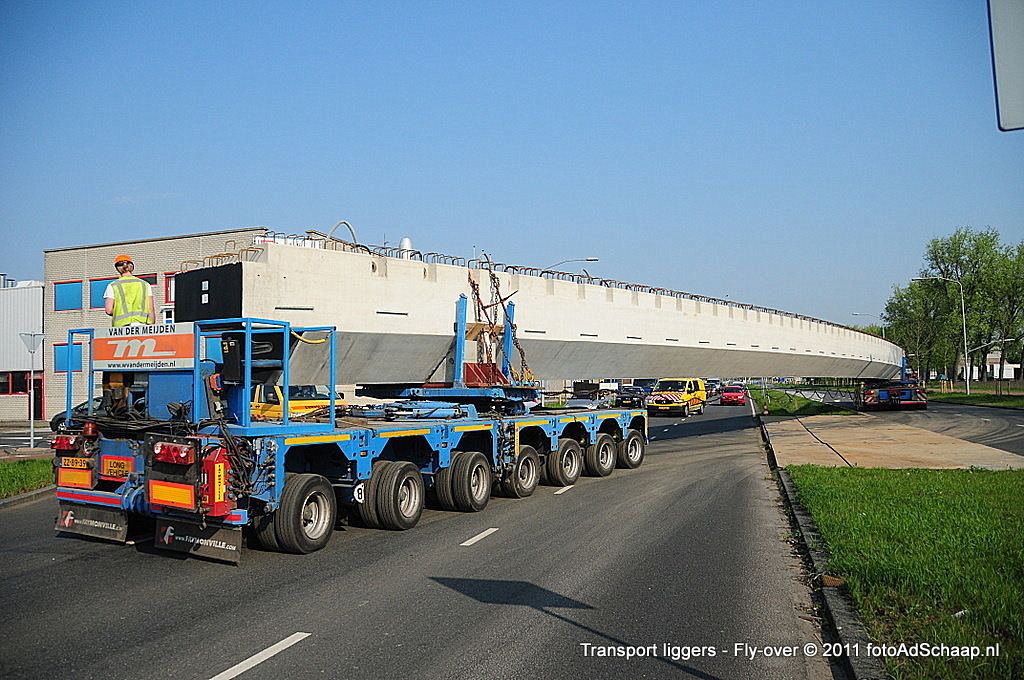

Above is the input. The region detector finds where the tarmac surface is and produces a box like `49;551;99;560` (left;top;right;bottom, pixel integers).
0;402;835;680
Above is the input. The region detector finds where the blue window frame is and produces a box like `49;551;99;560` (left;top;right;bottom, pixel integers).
54;281;83;311
53;343;84;373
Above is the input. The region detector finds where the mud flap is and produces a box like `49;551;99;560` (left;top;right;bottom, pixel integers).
55;502;129;543
153;518;242;564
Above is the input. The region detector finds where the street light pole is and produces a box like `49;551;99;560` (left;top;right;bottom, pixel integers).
544;257;599;270
913;276;969;395
851;312;886;339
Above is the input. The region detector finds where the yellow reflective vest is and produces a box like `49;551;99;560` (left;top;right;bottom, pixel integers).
110;275;151;327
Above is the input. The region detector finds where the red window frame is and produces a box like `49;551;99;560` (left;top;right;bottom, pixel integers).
164;271;177;304
53;279;84;312
0;371;42;396
89;276;118;309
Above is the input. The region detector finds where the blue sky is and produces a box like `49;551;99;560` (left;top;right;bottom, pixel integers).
1;1;1021;324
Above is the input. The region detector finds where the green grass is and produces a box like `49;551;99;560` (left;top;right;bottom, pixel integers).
0;459;54;499
787;466;1024;679
929;393;1024;409
749;389;856;416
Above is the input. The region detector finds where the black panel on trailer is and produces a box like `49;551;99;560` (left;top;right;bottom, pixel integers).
174;264;243;322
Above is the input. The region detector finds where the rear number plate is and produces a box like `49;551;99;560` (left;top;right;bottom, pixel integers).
60;457;90;469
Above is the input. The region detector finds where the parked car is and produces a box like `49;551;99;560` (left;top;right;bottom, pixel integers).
719;385;747;406
616;385;647;407
49;396;147;431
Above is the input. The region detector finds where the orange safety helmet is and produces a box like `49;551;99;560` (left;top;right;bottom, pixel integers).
113;254;133;265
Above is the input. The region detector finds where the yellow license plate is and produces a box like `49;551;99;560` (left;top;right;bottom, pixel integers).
102;457;132;477
60;457;90;469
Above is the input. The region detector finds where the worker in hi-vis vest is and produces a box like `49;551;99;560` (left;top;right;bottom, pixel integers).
103;254;156;326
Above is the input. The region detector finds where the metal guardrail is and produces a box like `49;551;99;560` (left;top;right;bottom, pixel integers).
183;227;886;339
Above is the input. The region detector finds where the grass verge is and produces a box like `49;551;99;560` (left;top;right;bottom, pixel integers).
929;393;1024;409
749;389;856;416
787;466;1023;679
0;459;53;499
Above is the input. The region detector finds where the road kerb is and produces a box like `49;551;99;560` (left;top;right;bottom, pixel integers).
0;484;55;511
758;412;888;679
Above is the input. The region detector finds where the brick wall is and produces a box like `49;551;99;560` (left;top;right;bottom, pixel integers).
42;228;265;418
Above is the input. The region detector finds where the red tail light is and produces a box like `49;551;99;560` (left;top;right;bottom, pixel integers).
52;434;79;451
864;390;875;396
153;441;196;465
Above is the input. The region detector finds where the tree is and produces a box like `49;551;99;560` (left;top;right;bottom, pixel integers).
989;241;1024;379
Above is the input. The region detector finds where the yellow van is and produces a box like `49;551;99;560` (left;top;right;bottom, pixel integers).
646;378;706;416
250;384;343;420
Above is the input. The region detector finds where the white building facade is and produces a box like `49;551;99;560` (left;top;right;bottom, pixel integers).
0;277;44;422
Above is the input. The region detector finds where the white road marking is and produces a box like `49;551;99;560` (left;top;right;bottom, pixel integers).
1017;424;1024;428
460;527;500;546
980;418;991;422
553;485;574;495
208;632;311;680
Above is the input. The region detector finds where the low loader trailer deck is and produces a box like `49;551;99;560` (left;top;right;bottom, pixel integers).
52;301;647;563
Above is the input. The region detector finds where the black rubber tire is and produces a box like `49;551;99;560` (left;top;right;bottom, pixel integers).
452;450;491;512
546;438;583;486
697;401;705;415
682;404;690;418
275;473;337;554
376;461;424;530
357;461;387;529
584;434;616;477
251;506;281;552
616;429;646;469
434;452;460;511
505;445;541;498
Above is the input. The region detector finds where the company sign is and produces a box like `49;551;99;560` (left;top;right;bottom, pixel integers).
55;502;129;542
93;323;195;371
154;519;242;564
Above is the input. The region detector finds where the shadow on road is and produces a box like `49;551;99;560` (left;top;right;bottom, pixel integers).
649;413;757;441
431;577;721;679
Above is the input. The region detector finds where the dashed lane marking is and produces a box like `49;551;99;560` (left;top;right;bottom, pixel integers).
980;418;991;422
460;527;500;546
553;486;574;495
208;632;311;680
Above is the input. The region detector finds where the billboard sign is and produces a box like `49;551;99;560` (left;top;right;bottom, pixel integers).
93;322;195;370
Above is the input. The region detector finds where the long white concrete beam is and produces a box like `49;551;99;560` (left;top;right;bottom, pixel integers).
192;241;902;383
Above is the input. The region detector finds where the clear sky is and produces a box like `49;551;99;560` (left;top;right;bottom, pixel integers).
1;1;1021;325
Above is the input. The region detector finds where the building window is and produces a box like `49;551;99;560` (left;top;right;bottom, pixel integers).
53;343;84;373
164;272;176;303
54;280;83;311
89;277;117;309
0;371;41;395
162;308;174;323
138;273;158;286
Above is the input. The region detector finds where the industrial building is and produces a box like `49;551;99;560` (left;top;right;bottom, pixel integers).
42;228;265;419
0;275;43;422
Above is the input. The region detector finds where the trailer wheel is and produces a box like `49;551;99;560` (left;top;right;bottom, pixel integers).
616;429;646;469
357;461;387;529
251;506;281;552
546;438;582;486
433;452;460;511
376;461;424;530
584;434;616;477
276;473;337;554
452;451;491;512
505;445;541;498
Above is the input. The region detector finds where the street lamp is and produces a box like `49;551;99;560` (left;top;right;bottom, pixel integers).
19;332;43;448
913;276;969;395
851;312;886;339
544;257;599;270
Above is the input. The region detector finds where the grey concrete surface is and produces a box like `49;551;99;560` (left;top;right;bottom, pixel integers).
0;406;836;680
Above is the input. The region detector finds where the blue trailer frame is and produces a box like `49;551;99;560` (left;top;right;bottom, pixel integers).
52;315;648;562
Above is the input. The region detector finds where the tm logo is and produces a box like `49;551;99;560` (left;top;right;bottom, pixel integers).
109;338;175;359
160;526;175;545
60;510;75;527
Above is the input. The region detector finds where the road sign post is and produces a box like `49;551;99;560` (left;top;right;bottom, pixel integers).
20;332;43;448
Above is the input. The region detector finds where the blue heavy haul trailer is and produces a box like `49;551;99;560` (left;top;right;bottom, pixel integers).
51;299;647;563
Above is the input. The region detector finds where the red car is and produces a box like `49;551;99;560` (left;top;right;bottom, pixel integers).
719;385;747;406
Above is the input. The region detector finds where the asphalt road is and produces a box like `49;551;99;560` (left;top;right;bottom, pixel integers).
783;389;1024;457
0;403;836;680
0;428;48;449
